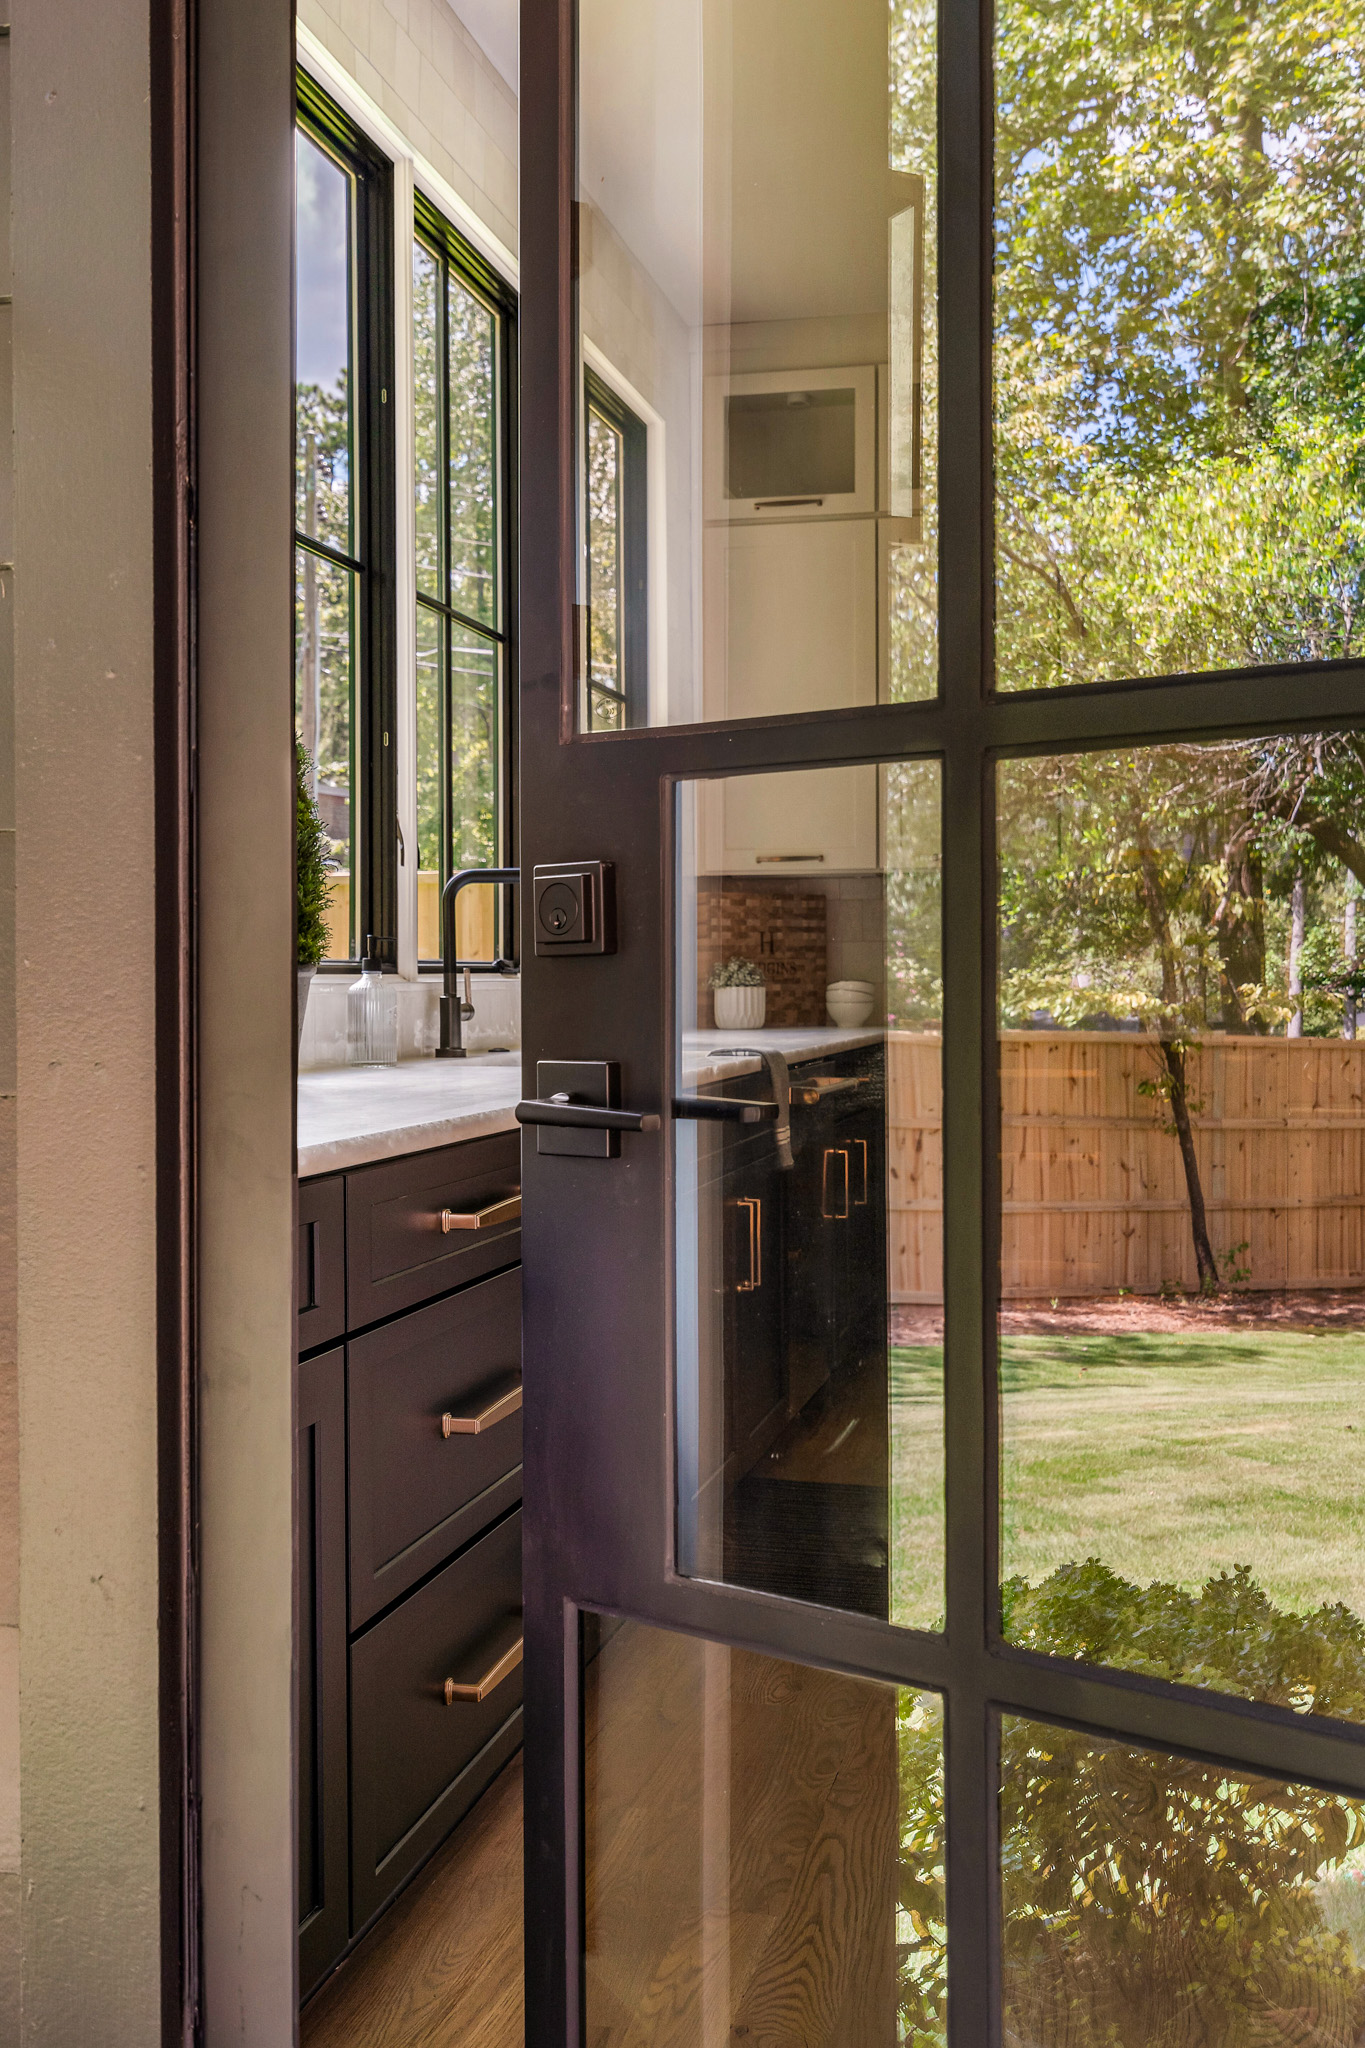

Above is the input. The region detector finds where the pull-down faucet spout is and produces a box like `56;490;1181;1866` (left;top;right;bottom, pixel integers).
437;867;520;1058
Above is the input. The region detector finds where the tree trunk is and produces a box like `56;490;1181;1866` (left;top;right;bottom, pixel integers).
1137;829;1220;1292
1215;826;1266;1032
1158;1035;1219;1292
1287;865;1306;1037
1346;886;1357;1041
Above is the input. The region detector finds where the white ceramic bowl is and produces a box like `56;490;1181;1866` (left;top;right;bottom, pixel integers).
826;984;875;1027
713;984;766;1030
827;979;874;997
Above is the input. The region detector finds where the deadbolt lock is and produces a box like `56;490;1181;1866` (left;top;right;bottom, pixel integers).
532;860;616;956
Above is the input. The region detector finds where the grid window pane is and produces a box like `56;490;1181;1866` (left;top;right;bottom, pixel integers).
449;626;498;873
998;739;1365;1721
294;130;353;560
413;240;442;600
1002;1717;1365;2045
584;1617;945;2047
994;2;1365;692
447;274;498;628
294;543;354;961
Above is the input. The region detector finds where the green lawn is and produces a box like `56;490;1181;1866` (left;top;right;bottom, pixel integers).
888;1328;1365;1631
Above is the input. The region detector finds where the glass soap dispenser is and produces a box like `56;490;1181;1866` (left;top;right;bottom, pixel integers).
347;937;398;1067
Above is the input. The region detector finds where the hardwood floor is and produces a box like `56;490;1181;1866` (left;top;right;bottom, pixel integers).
301;1755;524;2048
302;1617;903;2048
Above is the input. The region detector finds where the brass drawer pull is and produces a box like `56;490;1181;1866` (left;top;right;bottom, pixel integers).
440;1192;522;1233
441;1379;523;1438
444;1634;523;1705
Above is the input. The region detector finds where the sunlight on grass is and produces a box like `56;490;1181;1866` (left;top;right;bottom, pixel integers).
997;1329;1365;1617
890;1347;946;1631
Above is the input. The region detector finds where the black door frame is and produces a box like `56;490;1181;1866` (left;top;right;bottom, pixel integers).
518;1;1365;2042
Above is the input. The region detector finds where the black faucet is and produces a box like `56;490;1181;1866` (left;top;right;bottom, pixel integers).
436;867;520;1058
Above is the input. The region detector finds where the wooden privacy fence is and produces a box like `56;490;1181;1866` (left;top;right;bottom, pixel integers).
887;1030;1365;1300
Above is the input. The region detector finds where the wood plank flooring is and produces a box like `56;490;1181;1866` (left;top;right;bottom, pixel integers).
301;1755;524;2048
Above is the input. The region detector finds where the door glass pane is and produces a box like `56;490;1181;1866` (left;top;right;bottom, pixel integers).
675;760;943;1630
1002;1716;1365;2044
413;239;442;601
584;1616;945;2045
577;0;939;728
415;602;443;961
994;3;1365;692
295;130;353;558
447;274;498;629
999;739;1365;1721
293;544;354;961
585;400;625;731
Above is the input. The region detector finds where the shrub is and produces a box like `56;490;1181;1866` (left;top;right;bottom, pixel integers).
897;1563;1365;2046
296;741;333;968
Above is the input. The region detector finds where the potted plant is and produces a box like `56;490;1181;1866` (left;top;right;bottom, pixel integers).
709;955;767;1030
296;740;334;1048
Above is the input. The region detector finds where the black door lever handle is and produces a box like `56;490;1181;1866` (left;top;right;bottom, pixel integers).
672;1096;779;1124
515;1093;661;1134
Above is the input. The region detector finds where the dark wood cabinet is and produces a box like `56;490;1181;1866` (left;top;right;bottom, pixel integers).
297;1175;346;1352
344;1133;521;1327
296;1135;524;2001
297;1345;349;2000
347;1266;523;1626
349;1508;523;1930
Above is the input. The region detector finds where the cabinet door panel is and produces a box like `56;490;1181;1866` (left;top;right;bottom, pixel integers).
298;1346;348;1996
350;1509;522;1930
347;1266;523;1626
345;1134;521;1328
298;1175;345;1352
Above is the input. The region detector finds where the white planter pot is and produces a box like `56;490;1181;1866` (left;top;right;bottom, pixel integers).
713;984;766;1031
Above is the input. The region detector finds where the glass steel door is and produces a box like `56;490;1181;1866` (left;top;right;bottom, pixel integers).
518;0;1365;2039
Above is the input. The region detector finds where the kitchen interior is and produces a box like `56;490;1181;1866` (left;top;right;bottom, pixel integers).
295;0;938;2040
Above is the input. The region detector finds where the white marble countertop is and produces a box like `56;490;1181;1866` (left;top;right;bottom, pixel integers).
297;1054;522;1176
298;1028;887;1176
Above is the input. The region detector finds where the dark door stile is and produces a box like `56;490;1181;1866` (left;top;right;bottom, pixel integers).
516;2;1365;2045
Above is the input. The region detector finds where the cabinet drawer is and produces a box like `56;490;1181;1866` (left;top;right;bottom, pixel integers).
298;1177;346;1352
345;1134;521;1328
347;1267;523;1627
350;1509;522;1930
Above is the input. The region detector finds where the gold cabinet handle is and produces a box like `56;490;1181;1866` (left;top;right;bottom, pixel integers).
440;1192;521;1233
441;1379;522;1438
444;1633;523;1705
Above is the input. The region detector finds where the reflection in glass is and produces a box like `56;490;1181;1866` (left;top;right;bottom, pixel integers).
413;239;441;599
293;544;353;960
994;2;1365;691
999;740;1365;1721
676;761;943;1630
584;1617;945;2046
578;0;938;727
447;275;497;628
1002;1717;1365;2046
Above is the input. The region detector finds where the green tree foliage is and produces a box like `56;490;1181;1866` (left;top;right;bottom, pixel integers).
896;1569;1365;2045
295;740;334;968
994;0;1365;689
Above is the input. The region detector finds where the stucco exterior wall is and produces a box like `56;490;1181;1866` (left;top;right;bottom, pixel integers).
12;0;162;2038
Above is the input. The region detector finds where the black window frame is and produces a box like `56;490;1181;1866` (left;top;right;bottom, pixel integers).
583;367;648;731
412;191;519;959
294;70;397;970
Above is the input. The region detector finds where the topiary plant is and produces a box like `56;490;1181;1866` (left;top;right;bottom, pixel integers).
296;740;333;968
